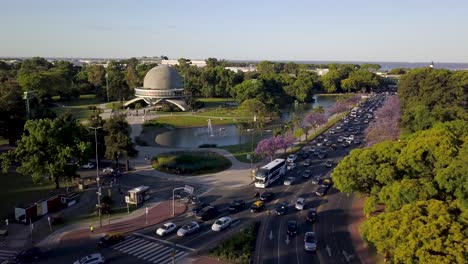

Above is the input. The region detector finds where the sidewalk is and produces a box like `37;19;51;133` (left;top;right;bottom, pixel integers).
348;196;381;264
38;199;186;248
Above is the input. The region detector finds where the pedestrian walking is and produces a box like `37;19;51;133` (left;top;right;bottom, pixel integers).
89;225;94;233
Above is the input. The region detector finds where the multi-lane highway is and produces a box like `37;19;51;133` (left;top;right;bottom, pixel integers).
36;93;386;264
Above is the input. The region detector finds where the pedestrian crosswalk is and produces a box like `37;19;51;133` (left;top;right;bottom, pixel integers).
112;236;192;264
0;249;17;262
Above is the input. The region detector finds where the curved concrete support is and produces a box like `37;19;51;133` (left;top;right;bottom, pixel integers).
123;97;146;107
165;99;188;111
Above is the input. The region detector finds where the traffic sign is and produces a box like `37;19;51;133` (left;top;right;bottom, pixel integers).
184;185;194;194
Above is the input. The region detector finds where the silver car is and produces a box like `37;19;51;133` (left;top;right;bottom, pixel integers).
304;232;317;252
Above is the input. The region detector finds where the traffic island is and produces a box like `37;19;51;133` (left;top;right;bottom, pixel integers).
208;221;260;264
151;151;232;175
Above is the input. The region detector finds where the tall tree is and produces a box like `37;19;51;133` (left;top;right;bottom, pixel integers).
0;116;90;189
0;79;25;144
103;114;135;166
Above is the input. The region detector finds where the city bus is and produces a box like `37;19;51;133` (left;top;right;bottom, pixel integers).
254;159;286;188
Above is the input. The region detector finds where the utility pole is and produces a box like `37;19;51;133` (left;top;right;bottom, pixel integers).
105;73;110;102
90;126;102;227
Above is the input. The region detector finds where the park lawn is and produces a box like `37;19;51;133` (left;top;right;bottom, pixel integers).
221;142;262;164
148;116;247;128
199;98;234;108
0;172;62;219
0;136;8;145
51;94;106;121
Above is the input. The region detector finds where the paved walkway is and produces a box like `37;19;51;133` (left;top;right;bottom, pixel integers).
38;200;186;248
348;196;381;264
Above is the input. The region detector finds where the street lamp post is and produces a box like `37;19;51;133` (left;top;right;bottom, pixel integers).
105;73;109;102
172;187;185;216
90;126;102;227
247;129;254;172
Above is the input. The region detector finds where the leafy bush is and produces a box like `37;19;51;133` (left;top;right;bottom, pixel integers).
152;151;231;175
209;222;259;264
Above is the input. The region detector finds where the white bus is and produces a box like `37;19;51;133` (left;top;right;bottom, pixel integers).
254;159;286;188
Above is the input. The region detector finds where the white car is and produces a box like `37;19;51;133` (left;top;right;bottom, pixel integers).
73;253;105;264
304;232;317;252
284;177;296;186
156;222;177;236
286;154;297;163
102;167;114;173
295;197;305;210
211;217;232;231
287;163;296;171
177;221;200;236
81;163;95;169
337;136;344;142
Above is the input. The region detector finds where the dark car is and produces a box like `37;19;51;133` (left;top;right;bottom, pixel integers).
302;169;311;178
98;234;125;248
12;247;43;263
196;206;218;221
275;202;288;215
329;144;337;151
341;142;350;148
287;221;298;236
316;185;328;196
260;191;274;202
300;152;309;159
311;175;321;185
306;209;317;223
191;202;210;215
228;200;245;213
325;160;333;168
317;152;327;159
303;159;312;167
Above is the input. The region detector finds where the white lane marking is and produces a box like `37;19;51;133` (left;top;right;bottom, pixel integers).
326;245;332;257
137;243;164;259
147;247;171;262
285;234;290;245
277;221;283;264
121;240;150;253
114;238;146;251
134;232;195;252
342;250;355;262
269;230;274;240
295;231;300;264
113;237;138;250
131;242;161;257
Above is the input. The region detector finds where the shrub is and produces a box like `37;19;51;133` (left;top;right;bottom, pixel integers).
152;151;231;175
209;222;260;264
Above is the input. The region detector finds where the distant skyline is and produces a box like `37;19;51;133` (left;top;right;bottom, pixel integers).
1;0;468;62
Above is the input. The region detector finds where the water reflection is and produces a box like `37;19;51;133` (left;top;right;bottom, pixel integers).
155;125;272;148
155;94;339;148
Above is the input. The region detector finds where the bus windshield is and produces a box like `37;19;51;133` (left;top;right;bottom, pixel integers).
255;168;269;178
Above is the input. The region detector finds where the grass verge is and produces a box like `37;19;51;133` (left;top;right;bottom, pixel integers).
51;94;106;121
152;151;232;175
220;143;262;163
146;116;247;128
209;221;260;264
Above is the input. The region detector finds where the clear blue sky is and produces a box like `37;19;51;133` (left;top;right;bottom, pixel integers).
1;0;467;62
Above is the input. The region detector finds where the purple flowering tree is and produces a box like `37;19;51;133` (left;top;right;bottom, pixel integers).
329;94;362;115
365;95;401;146
303;112;328;135
255;137;280;161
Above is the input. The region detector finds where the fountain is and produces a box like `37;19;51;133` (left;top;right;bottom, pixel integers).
207;118;214;137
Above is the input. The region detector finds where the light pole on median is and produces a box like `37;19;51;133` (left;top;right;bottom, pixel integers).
172;187;185;216
90;126;102;227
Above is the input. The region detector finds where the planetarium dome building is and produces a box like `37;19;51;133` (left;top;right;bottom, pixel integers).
124;65;188;111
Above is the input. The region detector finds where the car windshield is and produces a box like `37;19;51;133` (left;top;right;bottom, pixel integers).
255;169;268;178
162;225;171;230
215;220;222;225
305;235;316;243
79;257;89;263
288;222;297;229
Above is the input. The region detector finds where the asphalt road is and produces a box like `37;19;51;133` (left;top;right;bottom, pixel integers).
32;94;386;264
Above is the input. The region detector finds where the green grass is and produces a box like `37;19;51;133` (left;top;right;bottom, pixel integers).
51;94;107;121
209;221;260;264
0;172;73;219
146;116;247;128
199;98;235;108
220;142;262;163
0;136;8;145
105;102;123;110
152;151;232;175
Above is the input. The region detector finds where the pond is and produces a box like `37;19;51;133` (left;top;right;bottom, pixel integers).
154;94;339;148
155;124;273;148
